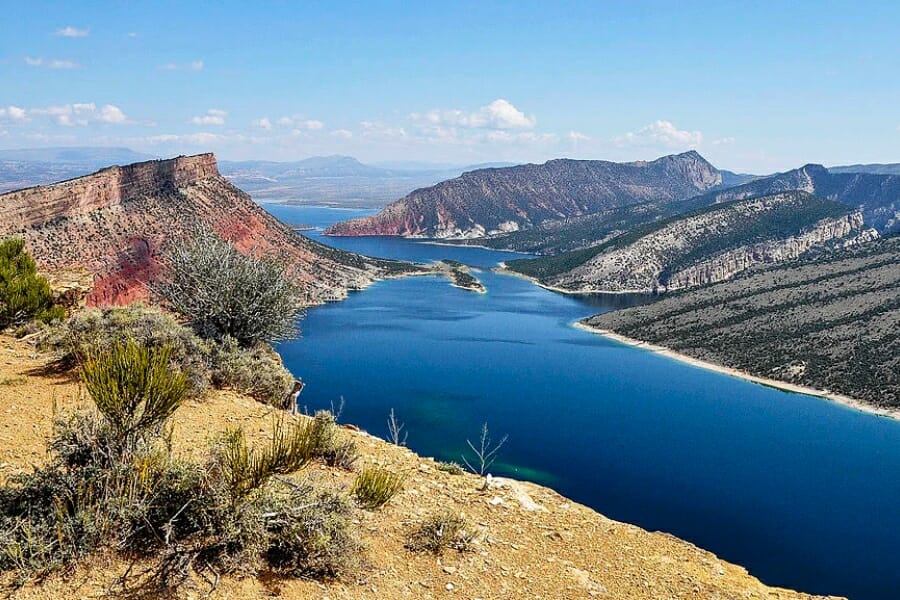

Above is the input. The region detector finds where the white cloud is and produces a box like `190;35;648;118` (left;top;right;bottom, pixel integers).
711;136;736;146
0;106;28;121
276;115;324;130
98;104;127;124
411;99;536;130
159;60;204;72
127;32;138;38
613;120;703;148
567;131;591;142
331;129;353;139
253;117;272;130
55;26;89;37
190;108;226;126
27;103;129;126
142;132;226;145
360;120;408;139
24;57;79;69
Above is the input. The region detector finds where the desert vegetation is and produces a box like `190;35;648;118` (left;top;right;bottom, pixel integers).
0;237;65;329
0;340;366;593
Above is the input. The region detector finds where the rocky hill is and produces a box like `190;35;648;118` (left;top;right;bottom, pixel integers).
0;154;407;305
700;163;900;233
325;151;723;238
583;235;900;409
505;191;869;293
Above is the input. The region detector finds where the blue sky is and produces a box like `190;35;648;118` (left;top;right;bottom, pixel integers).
1;0;898;172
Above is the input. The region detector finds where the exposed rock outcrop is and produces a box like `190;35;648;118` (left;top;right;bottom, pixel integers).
506;192;866;293
326;151;723;238
0;154;401;306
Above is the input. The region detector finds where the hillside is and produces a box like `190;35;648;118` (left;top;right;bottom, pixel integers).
0;154;409;306
583;235;900;408
700;163;900;234
0;334;839;600
505;191;867;293
325;151;724;238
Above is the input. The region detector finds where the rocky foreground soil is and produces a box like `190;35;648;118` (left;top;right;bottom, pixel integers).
0;335;839;599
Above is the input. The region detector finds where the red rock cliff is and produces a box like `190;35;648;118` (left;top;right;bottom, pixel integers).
0;154;388;306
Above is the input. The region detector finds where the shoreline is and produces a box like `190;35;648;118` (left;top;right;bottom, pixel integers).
496;263;654;296
573;321;900;422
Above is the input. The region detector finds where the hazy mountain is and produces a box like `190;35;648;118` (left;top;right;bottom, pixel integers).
829;163;900;176
0;146;156;164
0;146;159;192
326;151;723;237
219;156;518;207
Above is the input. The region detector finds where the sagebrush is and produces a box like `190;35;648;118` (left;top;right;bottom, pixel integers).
156;227;304;346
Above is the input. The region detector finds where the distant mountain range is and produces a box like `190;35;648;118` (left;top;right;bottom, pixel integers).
0;148;512;206
328;151;900;294
219;155;517;207
829;163;900;176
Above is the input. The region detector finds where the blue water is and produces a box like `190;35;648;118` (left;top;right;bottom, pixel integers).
267;204;900;600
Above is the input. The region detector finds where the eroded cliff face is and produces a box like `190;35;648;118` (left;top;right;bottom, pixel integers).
543;192;867;293
663;213;871;290
326;151;723;238
0;154;389;306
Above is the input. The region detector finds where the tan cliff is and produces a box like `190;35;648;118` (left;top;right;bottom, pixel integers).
0;334;841;600
0;154;397;306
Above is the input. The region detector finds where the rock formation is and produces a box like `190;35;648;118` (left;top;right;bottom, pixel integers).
0;154;400;306
325;151;724;238
506;192;868;293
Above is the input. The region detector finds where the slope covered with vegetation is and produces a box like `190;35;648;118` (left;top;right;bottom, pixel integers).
584;235;900;408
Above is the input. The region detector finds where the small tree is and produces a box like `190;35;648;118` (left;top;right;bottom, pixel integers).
157;228;303;346
0;237;65;329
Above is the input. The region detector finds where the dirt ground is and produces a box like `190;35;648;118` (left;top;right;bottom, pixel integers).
0;335;840;600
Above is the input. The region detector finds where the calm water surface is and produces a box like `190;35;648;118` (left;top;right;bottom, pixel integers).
267;204;900;600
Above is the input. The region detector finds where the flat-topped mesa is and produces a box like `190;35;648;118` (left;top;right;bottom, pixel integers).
0;153;218;229
0;153;391;307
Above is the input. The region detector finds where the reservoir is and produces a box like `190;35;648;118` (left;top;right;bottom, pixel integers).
268;204;900;600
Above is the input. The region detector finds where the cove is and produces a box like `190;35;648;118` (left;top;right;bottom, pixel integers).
266;204;900;600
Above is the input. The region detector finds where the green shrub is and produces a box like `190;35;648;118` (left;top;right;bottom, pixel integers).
81;341;188;450
436;461;464;475
406;510;473;555
40;305;212;396
263;486;360;579
0;341;362;592
157;228;304;346
208;336;295;406
351;467;405;509
40;305;299;404
0;238;65;329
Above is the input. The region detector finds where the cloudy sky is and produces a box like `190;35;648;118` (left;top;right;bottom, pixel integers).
1;1;898;172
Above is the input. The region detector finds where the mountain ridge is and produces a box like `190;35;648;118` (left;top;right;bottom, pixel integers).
325;151;724;238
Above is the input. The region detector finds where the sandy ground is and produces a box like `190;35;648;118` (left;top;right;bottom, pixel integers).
573;322;900;422
0;335;841;599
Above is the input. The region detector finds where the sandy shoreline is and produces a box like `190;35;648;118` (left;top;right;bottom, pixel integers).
573;321;900;422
